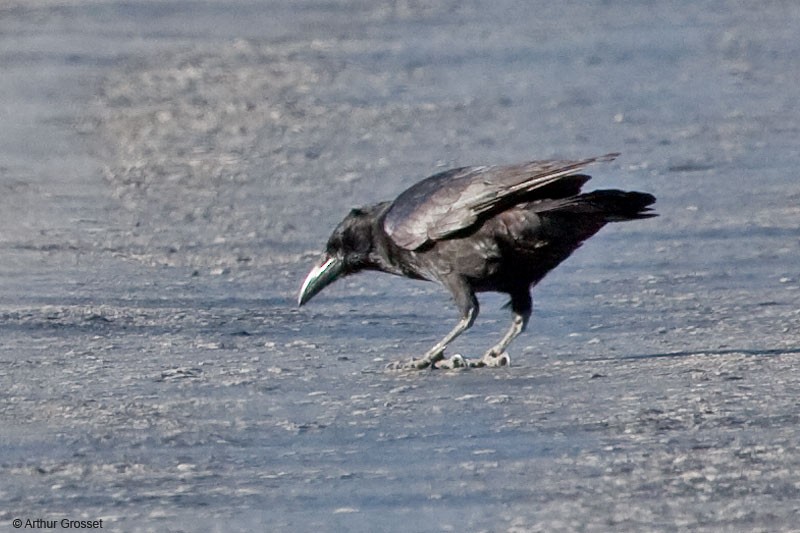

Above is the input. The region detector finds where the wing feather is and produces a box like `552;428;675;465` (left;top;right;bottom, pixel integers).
384;153;619;250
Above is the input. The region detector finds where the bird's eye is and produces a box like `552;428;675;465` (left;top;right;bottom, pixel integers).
345;231;371;254
342;232;356;248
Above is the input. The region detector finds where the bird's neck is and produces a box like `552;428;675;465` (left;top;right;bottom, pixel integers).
368;209;431;281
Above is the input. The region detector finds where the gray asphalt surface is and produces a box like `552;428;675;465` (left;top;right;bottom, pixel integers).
1;1;799;531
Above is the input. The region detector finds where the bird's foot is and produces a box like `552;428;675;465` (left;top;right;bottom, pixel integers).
386;351;445;371
436;352;511;369
432;354;469;370
469;351;511;368
386;358;429;370
387;351;509;371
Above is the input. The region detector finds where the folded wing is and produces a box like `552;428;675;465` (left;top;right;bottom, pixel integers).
383;153;619;250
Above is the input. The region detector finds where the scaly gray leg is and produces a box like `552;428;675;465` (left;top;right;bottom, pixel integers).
473;290;532;367
389;277;478;370
405;307;476;369
469;311;529;367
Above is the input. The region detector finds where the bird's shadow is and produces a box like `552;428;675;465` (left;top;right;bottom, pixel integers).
615;347;800;361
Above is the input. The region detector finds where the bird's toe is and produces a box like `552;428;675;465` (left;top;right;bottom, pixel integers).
386;356;435;371
494;352;511;366
477;351;510;367
387;351;508;371
434;354;469;370
385;360;404;371
484;348;499;357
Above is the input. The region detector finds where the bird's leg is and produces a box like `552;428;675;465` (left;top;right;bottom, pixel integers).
473;291;531;367
410;307;477;369
389;278;478;370
471;311;529;367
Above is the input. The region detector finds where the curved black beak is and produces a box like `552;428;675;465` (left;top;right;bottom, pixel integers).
297;254;345;306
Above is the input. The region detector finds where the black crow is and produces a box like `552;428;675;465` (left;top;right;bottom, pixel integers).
298;153;655;369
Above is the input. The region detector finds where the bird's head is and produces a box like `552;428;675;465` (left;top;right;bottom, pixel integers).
297;207;376;306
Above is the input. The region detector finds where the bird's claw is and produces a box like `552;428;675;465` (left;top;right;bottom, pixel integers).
470;352;511;368
436;352;510;368
433;354;468;369
386;354;441;371
387;352;510;371
386;359;424;371
387;351;509;371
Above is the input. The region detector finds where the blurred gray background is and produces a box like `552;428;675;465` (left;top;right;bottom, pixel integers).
1;1;798;531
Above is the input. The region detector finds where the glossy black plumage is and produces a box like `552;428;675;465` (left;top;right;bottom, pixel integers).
298;153;656;369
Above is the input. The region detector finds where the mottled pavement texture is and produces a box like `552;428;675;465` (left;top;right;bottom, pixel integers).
1;1;799;531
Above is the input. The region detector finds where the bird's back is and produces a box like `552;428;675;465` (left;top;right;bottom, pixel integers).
414;188;655;293
383;154;619;251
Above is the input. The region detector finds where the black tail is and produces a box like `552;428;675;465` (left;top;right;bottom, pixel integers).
572;189;657;221
532;189;656;221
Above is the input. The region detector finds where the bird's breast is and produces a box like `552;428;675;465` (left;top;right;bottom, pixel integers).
427;234;503;281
